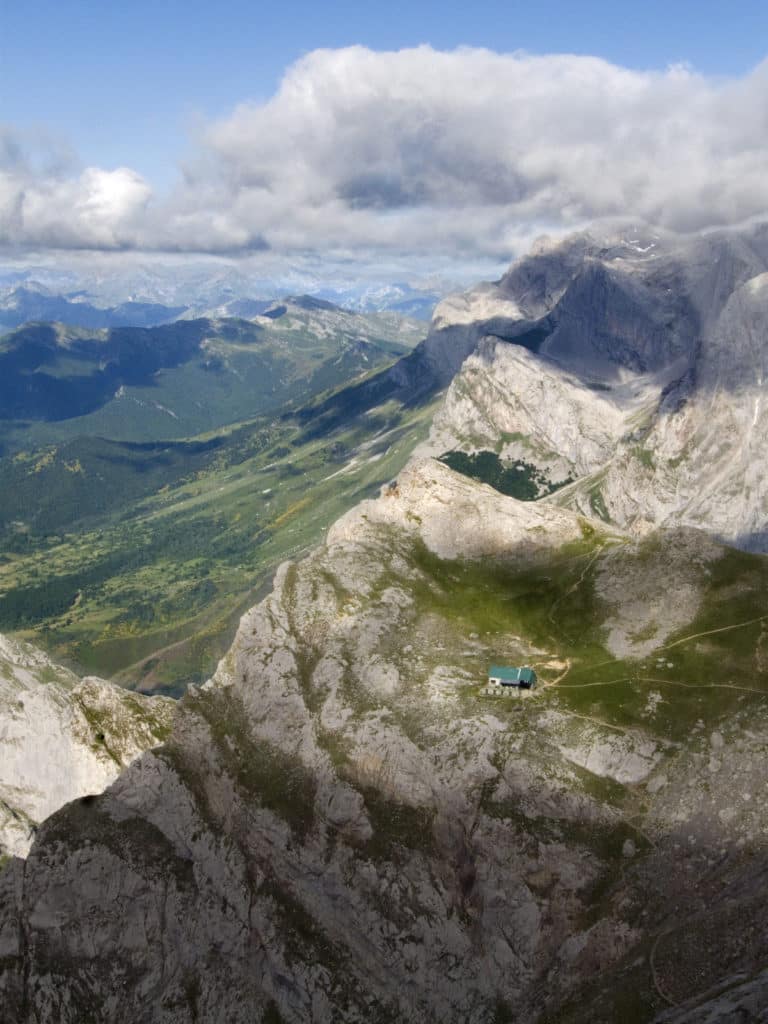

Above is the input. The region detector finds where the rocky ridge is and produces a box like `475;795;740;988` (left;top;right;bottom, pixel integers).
426;224;768;549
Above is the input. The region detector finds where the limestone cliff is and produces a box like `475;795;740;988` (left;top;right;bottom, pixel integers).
425;223;768;550
0;634;174;857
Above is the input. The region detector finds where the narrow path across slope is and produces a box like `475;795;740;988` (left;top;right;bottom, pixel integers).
555;674;768;697
557;676;633;689
554;613;768;688
547;542;606;626
637;676;768;696
655;613;768;652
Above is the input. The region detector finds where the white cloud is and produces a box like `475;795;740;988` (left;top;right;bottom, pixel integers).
3;47;768;259
19;167;151;249
0;127;151;250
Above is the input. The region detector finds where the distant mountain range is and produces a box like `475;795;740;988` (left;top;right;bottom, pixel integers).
0;286;187;331
312;282;442;320
0;298;424;451
0;276;446;329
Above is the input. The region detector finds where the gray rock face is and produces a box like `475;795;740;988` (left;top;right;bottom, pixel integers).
653;968;768;1023
426;223;768;551
422;337;646;481
423;227;700;385
0;634;174;857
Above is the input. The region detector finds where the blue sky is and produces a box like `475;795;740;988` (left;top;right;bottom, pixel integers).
3;0;767;187
1;1;768;271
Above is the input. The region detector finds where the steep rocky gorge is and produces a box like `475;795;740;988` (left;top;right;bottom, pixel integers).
4;225;768;1022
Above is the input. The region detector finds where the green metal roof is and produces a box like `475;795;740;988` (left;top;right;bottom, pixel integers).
489;666;521;681
488;665;537;683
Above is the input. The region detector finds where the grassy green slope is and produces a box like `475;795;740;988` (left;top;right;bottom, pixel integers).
0;389;439;694
0;303;428;692
397;532;768;743
0;307;422;452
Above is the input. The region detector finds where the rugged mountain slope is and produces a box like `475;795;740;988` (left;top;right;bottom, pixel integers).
5;225;768;1021
3;458;768;1021
576;271;768;548
0;301;422;451
426;223;768;549
425;338;648;487
0;634;173;858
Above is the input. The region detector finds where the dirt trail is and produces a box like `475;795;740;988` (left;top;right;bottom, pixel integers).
557;676;632;689
638;676;768;696
657;613;768;652
547;543;606;625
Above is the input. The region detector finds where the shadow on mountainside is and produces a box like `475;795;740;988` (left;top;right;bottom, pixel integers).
0;321;213;422
292;345;440;441
3;709;768;1024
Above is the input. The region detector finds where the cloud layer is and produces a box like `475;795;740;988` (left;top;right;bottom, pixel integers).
4;46;768;258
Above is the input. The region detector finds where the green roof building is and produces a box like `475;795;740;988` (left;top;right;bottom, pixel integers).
488;665;537;689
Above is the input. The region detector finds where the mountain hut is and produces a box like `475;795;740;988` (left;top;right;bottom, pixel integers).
488;665;537;689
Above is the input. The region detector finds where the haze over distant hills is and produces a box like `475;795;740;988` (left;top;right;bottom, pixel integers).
0;285;187;331
0;265;449;330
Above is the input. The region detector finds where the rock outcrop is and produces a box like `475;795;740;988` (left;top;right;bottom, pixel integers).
0;634;174;857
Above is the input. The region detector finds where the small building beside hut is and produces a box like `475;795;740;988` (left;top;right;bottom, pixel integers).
488;665;537;689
